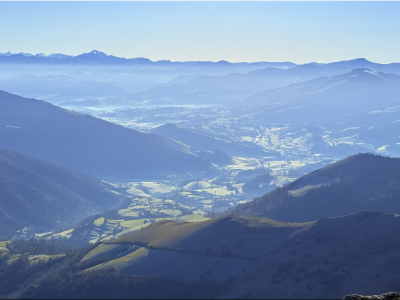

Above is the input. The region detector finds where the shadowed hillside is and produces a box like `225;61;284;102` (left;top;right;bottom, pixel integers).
230;153;400;222
108;215;308;257
0;148;122;239
2;212;400;298
77;212;400;298
222;212;400;299
0;91;211;179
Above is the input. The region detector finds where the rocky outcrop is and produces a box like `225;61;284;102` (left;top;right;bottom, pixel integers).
343;292;400;300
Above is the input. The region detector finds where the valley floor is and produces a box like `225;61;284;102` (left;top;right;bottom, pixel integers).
30;99;400;245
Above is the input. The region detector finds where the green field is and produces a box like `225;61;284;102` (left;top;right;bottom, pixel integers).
0;241;10;255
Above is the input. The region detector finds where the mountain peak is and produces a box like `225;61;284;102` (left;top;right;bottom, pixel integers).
342;58;373;65
0;51;13;56
329;58;375;68
351;58;370;62
85;50;108;57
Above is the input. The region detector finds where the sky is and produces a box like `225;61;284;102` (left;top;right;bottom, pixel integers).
1;1;400;64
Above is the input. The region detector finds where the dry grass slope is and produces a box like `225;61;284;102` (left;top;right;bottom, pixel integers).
109;215;312;259
81;212;400;298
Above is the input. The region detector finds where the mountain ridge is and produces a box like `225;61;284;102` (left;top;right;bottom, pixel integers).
229;153;400;222
123;63;400;107
0;90;211;179
242;68;400;125
0;50;295;68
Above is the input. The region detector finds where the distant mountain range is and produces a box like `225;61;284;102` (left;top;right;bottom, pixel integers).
0;91;213;179
2;51;400;109
0;148;122;239
1;51;400;74
122;62;400;106
0;50;299;100
0;50;295;69
230;153;400;222
241;68;400;125
121;64;323;105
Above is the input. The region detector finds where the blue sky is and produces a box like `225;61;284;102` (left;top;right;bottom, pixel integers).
1;1;400;64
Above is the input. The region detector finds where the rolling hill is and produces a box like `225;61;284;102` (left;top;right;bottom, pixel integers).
243;68;400;125
0;90;211;179
122;59;400;107
122;64;332;106
0;148;122;240
151;123;271;157
230;153;400;222
79;211;400;298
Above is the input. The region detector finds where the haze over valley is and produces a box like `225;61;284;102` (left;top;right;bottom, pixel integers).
1;2;400;298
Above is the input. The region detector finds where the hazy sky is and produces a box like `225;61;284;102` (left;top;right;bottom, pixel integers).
1;1;400;64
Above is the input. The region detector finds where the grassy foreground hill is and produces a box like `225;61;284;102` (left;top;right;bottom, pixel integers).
230;153;400;222
0;148;122;239
0;90;210;179
8;212;395;299
1;212;399;298
87;212;400;298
